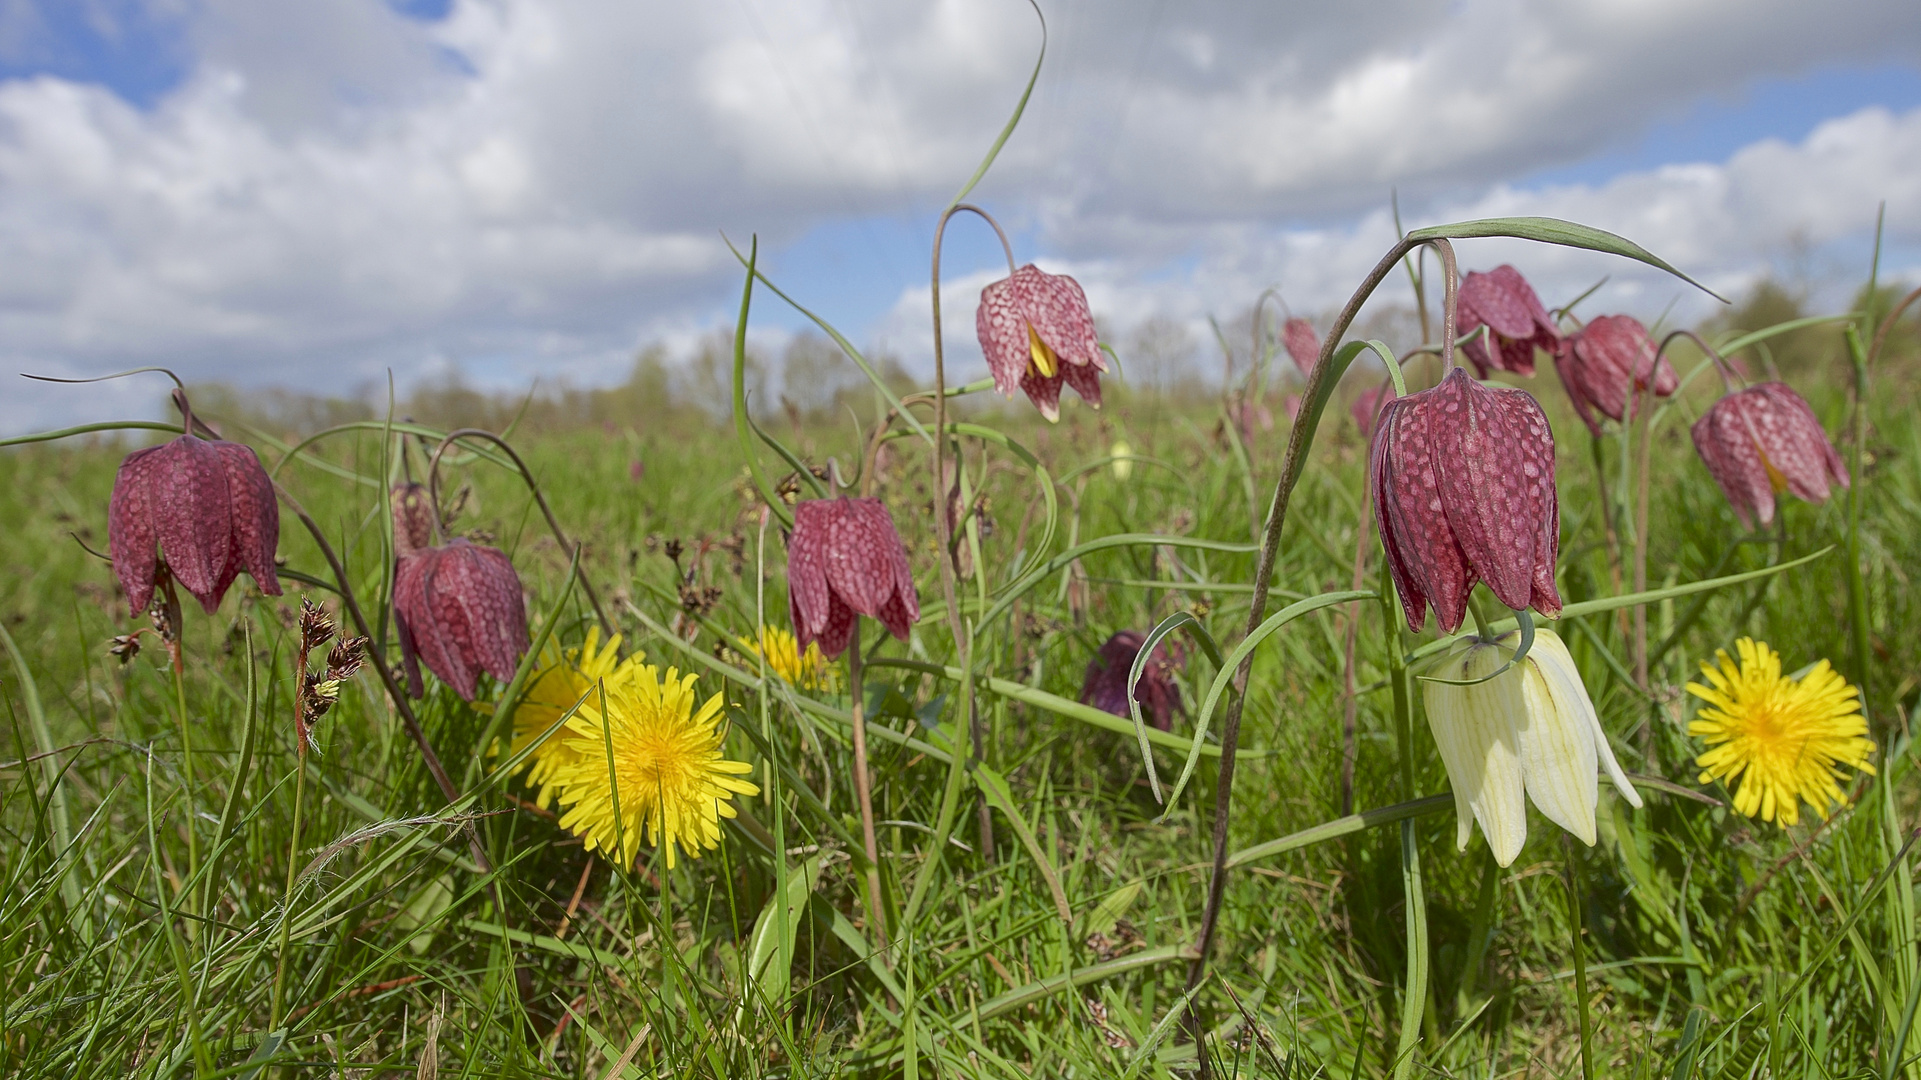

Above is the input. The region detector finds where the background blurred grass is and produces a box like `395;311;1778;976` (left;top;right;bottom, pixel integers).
1;280;1919;1077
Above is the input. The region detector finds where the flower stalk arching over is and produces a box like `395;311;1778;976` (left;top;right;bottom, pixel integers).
1422;628;1642;866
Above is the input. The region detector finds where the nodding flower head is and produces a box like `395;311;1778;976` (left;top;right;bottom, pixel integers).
1690;382;1848;529
1282;317;1321;378
1370;368;1562;634
1554;315;1679;436
977;264;1106;422
1080;630;1185;732
786;496;920;659
393;539;530;701
1457;265;1560;378
108;432;281;615
1423;628;1640;867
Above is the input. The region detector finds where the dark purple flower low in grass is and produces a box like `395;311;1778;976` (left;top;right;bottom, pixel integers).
1371;368;1562;634
1457;265;1561;378
787;497;920;659
109;432;281;615
1554;315;1679;436
977;264;1106;422
1690;382;1848;529
394;539;530;701
1081;630;1184;732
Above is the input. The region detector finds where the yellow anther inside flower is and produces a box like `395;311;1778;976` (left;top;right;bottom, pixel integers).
1026;323;1059;378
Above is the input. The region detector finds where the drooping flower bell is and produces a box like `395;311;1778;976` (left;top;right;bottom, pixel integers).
1282;317;1321;378
1689;382;1848;529
1370;368;1562;634
109;431;282;615
1423;628;1641;866
786;496;920;659
1553;315;1679;436
1080;630;1184;731
394;538;530;701
1457;265;1561;378
977;264;1106;422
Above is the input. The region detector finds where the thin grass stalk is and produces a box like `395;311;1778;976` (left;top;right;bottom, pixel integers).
1853;286;1921;704
146;746;209;1078
1388;578;1428;1080
268;746;308;1036
1567;839;1594;1080
0;618;82;927
928;202;1012;858
200;619;258;930
1631;378;1654;692
1182;234;1454;1063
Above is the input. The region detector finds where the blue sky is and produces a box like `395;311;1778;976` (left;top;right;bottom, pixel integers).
0;0;1916;431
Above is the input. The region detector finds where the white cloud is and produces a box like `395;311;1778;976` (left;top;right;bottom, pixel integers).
878;104;1921;391
0;0;1916;433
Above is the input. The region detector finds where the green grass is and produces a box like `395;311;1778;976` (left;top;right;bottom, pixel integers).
2;309;1919;1078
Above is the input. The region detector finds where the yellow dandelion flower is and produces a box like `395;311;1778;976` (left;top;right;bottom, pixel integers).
551;664;759;869
1687;637;1875;827
743;624;839;692
507;628;644;808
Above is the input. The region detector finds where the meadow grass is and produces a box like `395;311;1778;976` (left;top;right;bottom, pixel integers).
1;307;1919;1079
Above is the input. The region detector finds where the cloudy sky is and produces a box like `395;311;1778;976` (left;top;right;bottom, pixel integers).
2;0;1918;432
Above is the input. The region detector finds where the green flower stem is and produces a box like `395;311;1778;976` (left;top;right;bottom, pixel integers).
1384;564;1428;1080
1567;840;1594;1080
846;634;887;957
171;651;198;921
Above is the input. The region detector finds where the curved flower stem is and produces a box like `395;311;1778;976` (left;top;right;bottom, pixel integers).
428;428;613;639
273;485;504;905
1181;232;1445;1060
930;202;1011;858
1659;329;1742;395
846;633;887;957
1433;239;1460;372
